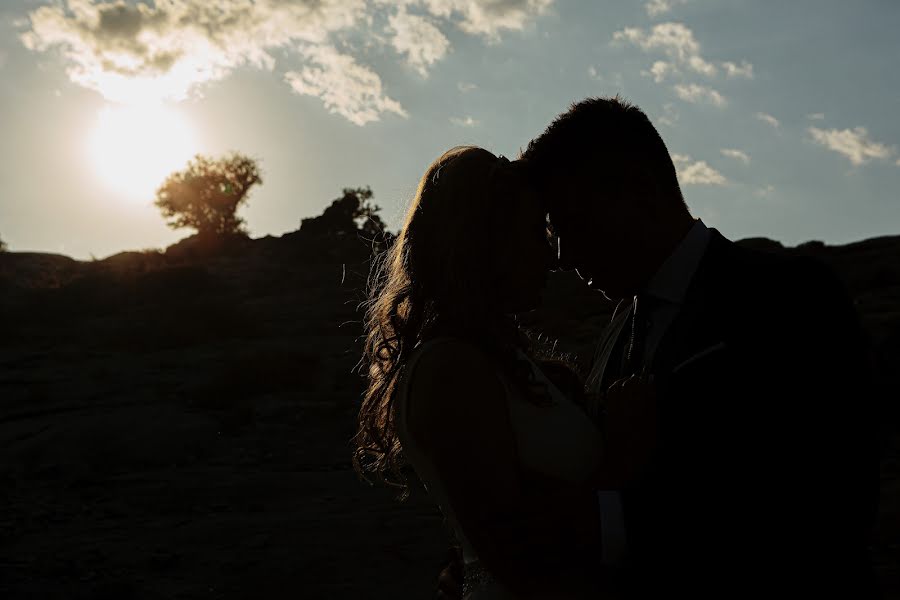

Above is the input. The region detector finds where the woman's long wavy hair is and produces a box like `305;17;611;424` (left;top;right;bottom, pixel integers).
352;146;535;497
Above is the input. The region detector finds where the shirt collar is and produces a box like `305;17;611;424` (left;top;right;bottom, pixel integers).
642;218;711;305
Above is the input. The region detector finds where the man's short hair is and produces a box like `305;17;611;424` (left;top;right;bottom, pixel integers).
521;96;686;210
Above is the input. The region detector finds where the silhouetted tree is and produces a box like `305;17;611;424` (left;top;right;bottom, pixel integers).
155;153;262;238
0;234;7;252
300;187;386;238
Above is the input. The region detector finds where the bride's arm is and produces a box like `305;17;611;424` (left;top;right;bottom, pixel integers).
535;360;660;490
406;340;598;598
534;360;659;490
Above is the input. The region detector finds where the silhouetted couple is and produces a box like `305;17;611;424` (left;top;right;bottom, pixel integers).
354;97;881;599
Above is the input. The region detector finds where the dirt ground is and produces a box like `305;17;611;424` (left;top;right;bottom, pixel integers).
0;398;450;599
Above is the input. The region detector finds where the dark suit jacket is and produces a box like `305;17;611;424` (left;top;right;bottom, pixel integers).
597;229;881;598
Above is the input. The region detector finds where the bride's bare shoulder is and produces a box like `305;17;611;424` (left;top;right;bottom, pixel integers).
409;338;500;392
405;338;508;439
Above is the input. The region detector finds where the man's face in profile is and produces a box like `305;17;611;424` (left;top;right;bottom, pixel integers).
547;197;590;280
545;170;634;300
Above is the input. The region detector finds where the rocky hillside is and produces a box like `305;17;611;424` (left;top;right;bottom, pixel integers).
0;226;897;599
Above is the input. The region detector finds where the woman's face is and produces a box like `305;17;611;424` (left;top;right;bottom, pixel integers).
491;181;556;313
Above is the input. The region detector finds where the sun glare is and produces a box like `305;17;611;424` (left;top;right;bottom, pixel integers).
87;104;198;203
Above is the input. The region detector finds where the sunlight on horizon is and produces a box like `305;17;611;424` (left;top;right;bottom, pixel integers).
86;104;199;205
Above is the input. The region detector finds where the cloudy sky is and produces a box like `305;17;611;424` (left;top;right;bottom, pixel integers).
1;0;898;259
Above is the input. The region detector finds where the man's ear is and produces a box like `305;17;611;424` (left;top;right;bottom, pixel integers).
623;160;651;188
619;162;660;214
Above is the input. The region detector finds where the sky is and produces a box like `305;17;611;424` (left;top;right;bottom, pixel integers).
0;0;898;260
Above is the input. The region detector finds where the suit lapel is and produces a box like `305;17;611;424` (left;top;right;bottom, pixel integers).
587;229;735;390
651;230;730;376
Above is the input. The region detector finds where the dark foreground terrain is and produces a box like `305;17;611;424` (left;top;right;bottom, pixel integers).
1;226;898;599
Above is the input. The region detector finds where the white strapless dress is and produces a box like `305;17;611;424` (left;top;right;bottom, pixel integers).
394;338;604;598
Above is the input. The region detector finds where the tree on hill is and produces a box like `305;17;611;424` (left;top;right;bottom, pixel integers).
155;153;262;238
300;187;386;238
0;234;6;252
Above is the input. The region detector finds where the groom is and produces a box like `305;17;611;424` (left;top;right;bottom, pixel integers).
516;96;881;598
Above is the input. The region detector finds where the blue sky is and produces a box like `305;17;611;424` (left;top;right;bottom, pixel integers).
1;0;898;259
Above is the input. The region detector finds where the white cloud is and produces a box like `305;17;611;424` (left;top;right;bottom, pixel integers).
722;60;753;79
672;153;728;185
21;0;552;124
418;0;553;41
645;0;689;18
450;115;479;127
21;0;366;104
687;55;717;77
807;112;825;120
755;112;780;129
673;83;726;107
808;126;895;166
458;81;478;92
720;148;750;164
613;23;702;66
285;45;407;126
896;158;900;167
612;21;754;96
387;8;450;77
644;60;676;83
611;22;727;78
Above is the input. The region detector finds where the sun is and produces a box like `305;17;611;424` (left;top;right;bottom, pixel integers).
87;104;199;203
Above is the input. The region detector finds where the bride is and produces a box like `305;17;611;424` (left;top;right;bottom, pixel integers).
353;146;654;599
